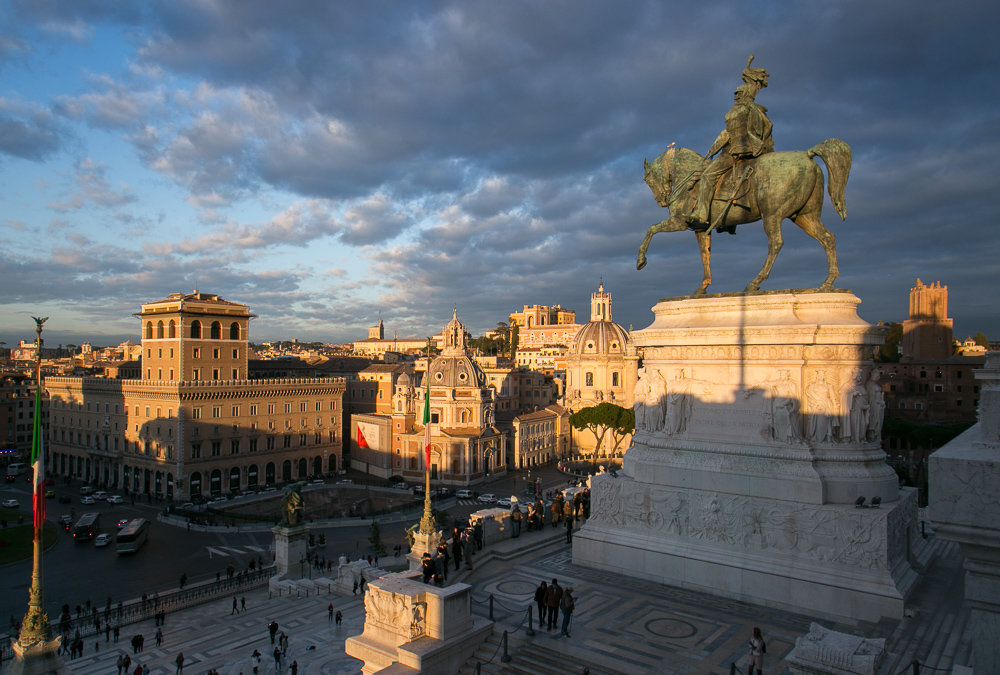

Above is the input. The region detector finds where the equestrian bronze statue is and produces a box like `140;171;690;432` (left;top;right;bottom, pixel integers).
636;57;851;296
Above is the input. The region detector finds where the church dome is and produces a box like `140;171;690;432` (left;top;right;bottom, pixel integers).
570;282;633;356
426;308;487;388
572;320;632;356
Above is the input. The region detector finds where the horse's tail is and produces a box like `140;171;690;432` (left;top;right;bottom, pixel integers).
808;139;851;221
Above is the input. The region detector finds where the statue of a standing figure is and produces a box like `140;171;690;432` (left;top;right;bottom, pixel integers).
280;483;304;526
865;370;886;442
689;55;775;229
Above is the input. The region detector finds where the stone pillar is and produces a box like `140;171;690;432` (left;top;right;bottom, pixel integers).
407;529;443;572
272;524;309;580
930;351;1000;674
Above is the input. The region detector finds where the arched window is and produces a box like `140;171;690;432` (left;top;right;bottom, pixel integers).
210;469;222;496
247;464;259;489
210;321;221;339
145;322;153;339
229;467;240;493
327;455;337;473
585;372;594;387
168;320;176;338
229;322;240;340
312;456;322;476
297;458;307;478
265;462;276;486
612;372;620;387
189;472;202;498
156;321;164;338
281;460;292;481
190;320;202;339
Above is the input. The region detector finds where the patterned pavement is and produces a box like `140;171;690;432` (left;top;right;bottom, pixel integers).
57;525;965;674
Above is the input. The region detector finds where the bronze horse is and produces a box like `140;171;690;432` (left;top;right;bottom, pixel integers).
637;139;851;295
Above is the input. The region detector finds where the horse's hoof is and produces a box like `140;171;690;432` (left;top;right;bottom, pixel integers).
745;283;760;293
692;288;707;297
818;282;834;292
636;258;647;271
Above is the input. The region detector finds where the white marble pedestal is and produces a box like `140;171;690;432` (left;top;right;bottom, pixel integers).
7;637;71;675
272;524;309;580
407;529;443;572
574;292;928;622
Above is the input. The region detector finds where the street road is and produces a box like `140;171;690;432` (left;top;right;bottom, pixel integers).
1;464;579;628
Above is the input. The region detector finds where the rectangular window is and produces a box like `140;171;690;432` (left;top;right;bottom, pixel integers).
283;435;292;448
249;404;258;415
211;441;221;456
230;440;240;455
190;442;201;459
158;348;162;358
267;404;275;414
212;369;220;380
232;349;239;359
170;348;174;358
315;401;322;411
330;401;336;411
193;348;200;358
156;407;161;418
169;369;174;380
192;407;202;419
284;403;291;413
300;402;307;412
249;439;258;452
212;407;221;418
145;407;150;417
266;437;275;450
213;348;220;359
232;406;240;417
299;433;307;446
431;413;440;423
193;368;200;380
232;369;238;379
315;431;322;444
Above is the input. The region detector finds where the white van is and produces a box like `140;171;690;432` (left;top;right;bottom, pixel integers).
5;463;28;481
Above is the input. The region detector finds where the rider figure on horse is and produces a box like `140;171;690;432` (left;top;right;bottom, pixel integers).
688;55;774;229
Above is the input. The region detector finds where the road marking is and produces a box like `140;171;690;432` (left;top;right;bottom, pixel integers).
206;546;232;557
218;546;247;555
245;545;266;552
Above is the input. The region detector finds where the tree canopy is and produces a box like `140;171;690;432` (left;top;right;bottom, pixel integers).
569;402;635;459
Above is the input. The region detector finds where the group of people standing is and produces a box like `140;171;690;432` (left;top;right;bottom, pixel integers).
534;578;576;637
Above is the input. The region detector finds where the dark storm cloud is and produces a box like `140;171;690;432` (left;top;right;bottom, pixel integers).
4;0;999;341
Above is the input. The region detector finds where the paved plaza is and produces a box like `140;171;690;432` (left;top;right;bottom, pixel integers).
56;524;969;674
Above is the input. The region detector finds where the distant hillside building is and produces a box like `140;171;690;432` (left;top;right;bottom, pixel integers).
509;303;580;355
45;291;346;500
352;318;430;357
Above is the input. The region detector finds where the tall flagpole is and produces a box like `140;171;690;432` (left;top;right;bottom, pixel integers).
17;316;53;648
418;341;435;534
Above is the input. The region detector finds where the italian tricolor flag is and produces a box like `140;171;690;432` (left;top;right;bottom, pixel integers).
423;377;431;470
31;374;45;531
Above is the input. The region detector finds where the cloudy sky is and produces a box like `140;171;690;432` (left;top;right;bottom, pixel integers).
1;0;997;349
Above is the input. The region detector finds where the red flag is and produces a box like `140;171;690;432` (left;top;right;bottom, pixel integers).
356;426;370;449
31;381;45;530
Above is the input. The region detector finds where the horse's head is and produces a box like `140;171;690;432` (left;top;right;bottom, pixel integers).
644;145;703;209
644;146;676;207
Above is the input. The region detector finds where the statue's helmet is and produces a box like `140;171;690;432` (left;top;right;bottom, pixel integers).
741;54;769;87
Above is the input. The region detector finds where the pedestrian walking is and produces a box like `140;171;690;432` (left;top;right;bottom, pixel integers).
268;620;279;644
123;654;131;672
175;650;184;673
117;653;124;675
328;603;334;624
273;646;282;670
335;610;343;626
232;596;239;614
114;625;120;642
560;587;575;637
251;648;262;674
290;660;298;675
241;596;246;612
155;627;162;647
747;626;766;675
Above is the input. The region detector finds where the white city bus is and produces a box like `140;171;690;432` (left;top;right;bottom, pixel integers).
115;518;150;554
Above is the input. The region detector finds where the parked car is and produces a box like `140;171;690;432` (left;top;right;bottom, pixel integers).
79;486;95;495
94;533;112;547
80;496;96;505
59;515;73;530
107;494;124;504
93;491;108;501
392;482;409;490
335;479;354;486
456;489;473;499
1;498;18;509
117;519;130;529
478;493;496;504
496;497;512;508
